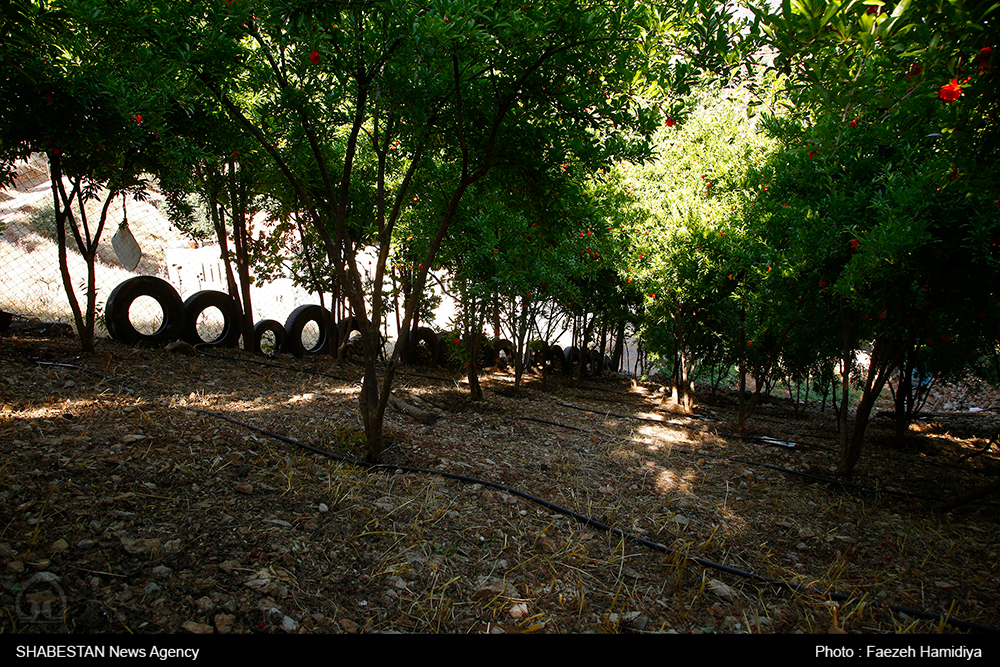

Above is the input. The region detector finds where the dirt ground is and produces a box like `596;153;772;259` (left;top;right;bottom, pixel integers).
2;323;999;636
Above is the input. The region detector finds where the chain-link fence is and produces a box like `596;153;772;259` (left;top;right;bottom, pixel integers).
1;155;326;343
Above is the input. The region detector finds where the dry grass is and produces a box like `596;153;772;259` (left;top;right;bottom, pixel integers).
1;329;998;635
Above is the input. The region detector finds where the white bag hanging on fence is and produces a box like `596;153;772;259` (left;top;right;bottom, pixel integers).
112;199;141;271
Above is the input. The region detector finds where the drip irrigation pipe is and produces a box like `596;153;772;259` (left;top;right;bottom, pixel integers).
190;348;995;507
29;358;999;634
556;401;997;504
557;401;838;453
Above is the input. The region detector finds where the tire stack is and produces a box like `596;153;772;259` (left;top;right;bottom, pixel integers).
104;277;339;358
103;277;448;364
103;277;607;376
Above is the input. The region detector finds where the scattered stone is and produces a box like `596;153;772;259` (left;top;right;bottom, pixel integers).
621;611;650;631
707;578;738;601
509;603;529;619
144;582;161;597
280;615;298;633
50;538;69;552
151;565;173;579
121;536;161;555
195;596;215;613
181;620;214;634
234;482;253;495
76;539;96;551
214;613;235;634
318;503;329;513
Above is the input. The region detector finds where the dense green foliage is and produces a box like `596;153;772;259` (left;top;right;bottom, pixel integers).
1;0;995;472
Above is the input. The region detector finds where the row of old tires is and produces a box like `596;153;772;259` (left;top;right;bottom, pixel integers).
412;329;613;377
104;276;615;375
104;276;354;358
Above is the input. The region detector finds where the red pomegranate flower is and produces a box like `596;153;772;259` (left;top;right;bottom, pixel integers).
938;79;962;102
664;117;676;127
979;46;992;74
309;50;320;65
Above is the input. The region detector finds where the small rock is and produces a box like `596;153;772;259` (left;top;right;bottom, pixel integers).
707;578;738;601
214;613;235;634
280;615;298;633
509;603;529;619
121;536;160;555
318;503;329;513
76;539;96;551
538;536;557;553
181;620;214;634
144;582;161;597
620;611;649;631
195;596;215;613
234;482;253;495
50;538;69;553
151;565;173;579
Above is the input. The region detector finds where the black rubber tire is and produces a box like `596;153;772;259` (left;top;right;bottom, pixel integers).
283;305;336;357
181;290;242;348
407;326;441;366
589;349;604;377
480;339;497;368
526;344;548;374
546;344;565;375
564;346;595;377
563;346;581;376
251;319;286;358
105;276;184;347
492;339;515;371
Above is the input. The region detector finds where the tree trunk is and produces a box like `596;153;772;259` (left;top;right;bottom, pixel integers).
837;336;899;477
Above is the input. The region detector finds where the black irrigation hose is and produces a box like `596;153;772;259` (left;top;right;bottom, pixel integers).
29;358;1000;634
558;400;839;453
555;400;1000;504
